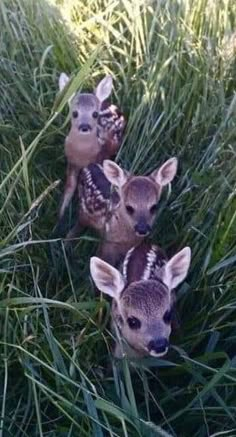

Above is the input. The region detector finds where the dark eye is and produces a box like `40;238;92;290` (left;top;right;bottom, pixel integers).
150;204;158;214
92;111;99;119
127;317;141;330
126;205;134;215
72;110;78;118
163;309;172;324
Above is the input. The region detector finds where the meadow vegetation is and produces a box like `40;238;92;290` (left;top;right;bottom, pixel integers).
0;0;236;435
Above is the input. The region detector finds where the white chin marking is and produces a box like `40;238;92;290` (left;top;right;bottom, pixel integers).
149;348;168;358
135;231;149;237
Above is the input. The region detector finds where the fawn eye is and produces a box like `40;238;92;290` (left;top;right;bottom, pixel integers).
118;315;124;326
150;204;158;214
163;309;172;324
126;205;135;215
72;110;78;118
127;317;141;330
92;111;99;119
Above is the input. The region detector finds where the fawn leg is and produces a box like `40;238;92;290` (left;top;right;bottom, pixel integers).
59;164;79;221
66;219;83;241
64;216;86;251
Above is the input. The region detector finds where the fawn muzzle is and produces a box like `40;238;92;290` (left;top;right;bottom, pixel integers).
134;219;151;236
148;338;169;355
78;123;92;133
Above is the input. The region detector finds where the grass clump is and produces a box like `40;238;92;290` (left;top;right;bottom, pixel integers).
0;0;236;435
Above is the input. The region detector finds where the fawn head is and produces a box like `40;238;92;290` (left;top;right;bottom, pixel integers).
59;73;113;136
103;157;178;236
90;245;191;357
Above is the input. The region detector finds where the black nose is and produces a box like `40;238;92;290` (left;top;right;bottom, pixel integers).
79;124;91;133
134;222;151;236
148;338;169;354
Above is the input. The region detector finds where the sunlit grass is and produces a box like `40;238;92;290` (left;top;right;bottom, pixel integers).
0;0;236;435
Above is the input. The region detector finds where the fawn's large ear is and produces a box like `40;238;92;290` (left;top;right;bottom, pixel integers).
103;160;128;188
150;157;178;186
90;257;125;299
95;76;113;102
162;247;191;289
59;73;70;91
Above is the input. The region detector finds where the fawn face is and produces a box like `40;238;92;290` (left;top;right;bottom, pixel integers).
103;157;178;237
90;245;191;357
59;73;113;136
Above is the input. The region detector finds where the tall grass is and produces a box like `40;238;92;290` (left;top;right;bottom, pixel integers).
0;0;236;435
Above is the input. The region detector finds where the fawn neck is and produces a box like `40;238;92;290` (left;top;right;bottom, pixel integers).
65;128;101;167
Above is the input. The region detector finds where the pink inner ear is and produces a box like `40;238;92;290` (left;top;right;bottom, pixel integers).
162;165;172;178
160;162;175;180
108;165;120;179
97;263;114;285
103;161;123;184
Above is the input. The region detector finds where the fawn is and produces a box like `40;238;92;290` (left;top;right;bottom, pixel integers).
58;73;125;220
67;157;178;267
90;242;191;358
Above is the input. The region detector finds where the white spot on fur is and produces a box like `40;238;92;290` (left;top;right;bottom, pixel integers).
81;197;86;210
105;222;110;233
122;247;135;279
141;247;158;281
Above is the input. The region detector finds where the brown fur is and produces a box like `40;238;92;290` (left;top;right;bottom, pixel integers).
111;244;171;357
58;82;125;220
90;243;191;358
90;242;191;358
67;159;177;267
67;171;160;265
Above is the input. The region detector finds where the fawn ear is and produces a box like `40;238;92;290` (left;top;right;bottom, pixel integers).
90;257;125;299
162;247;191;289
59;73;70;91
103;160;128;188
151;157;178;186
95;76;113;102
